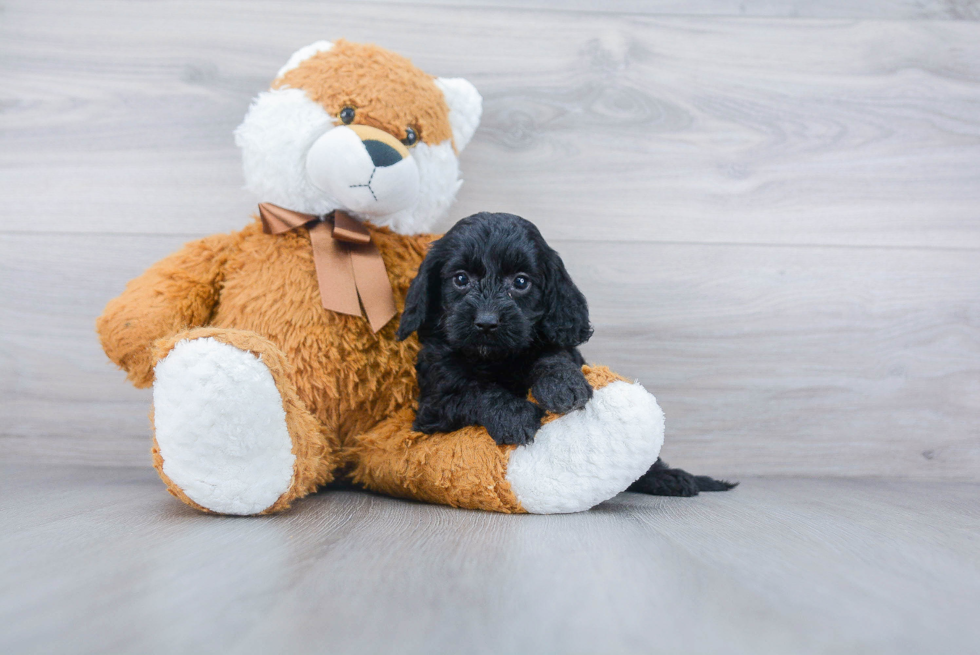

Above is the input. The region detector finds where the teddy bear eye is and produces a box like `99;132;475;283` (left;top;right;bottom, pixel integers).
512;275;530;290
339;106;355;125
453;272;469;288
401;127;418;147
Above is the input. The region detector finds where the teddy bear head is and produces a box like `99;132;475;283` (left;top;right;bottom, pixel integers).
234;40;482;235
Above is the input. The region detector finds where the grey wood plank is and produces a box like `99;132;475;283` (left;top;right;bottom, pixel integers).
2;2;980;248
2;465;979;654
364;0;980;20
3;234;977;479
567;240;980;479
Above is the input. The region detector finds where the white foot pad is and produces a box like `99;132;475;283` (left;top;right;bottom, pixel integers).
153;338;296;515
505;381;664;514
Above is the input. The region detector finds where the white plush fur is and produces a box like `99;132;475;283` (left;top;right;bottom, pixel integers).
391;140;461;234
505;381;665;514
153;338;296;515
235;88;340;218
435;77;482;152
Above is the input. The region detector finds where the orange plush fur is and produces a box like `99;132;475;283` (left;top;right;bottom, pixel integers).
274;39;455;149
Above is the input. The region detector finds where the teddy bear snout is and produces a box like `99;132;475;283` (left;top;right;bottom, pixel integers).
305;124;420;218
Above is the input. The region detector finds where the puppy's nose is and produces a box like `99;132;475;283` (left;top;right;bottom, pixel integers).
474;313;499;333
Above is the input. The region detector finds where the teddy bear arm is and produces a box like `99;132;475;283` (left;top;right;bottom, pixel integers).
345;366;665;514
345;408;525;513
96;233;235;388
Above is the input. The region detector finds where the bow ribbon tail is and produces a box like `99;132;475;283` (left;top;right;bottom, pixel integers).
350;243;398;333
307;221;362;317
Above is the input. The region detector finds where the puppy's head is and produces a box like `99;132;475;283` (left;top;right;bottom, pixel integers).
397;212;592;357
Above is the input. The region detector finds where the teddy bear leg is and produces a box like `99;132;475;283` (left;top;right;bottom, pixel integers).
150;328;340;515
346;365;663;514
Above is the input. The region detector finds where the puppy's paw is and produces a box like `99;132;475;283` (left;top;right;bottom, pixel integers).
412;404;453;434
532;369;594;414
485;401;545;446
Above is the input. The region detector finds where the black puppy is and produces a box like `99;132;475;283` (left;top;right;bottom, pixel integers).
397;212;592;445
397;212;737;496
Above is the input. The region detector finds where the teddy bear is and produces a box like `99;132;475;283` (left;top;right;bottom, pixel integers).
96;39;666;516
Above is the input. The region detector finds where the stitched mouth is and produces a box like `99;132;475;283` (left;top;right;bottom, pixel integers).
349;167;378;201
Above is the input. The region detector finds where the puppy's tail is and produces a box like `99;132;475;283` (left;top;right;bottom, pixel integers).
692;474;739;492
628;458;738;497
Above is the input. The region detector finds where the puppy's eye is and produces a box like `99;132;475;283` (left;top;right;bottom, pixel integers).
401;127;418;147
339;106;356;125
453;272;469;288
512;275;530;291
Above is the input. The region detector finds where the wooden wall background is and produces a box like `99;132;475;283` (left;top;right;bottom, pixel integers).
1;0;978;479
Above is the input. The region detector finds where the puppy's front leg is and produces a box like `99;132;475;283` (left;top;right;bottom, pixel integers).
414;383;544;446
530;349;593;414
480;391;546;446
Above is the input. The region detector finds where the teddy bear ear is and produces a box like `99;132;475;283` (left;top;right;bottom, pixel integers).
274;40;334;80
435;77;482;152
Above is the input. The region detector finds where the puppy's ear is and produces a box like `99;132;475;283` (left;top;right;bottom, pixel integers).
538;246;593;348
397;243;444;341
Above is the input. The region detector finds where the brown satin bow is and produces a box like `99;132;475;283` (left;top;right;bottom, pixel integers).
258;203;397;333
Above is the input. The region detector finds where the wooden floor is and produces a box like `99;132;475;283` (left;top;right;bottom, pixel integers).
2;465;979;654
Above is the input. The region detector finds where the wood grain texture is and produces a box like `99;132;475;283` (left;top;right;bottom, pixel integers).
1;1;978;479
365;0;980;20
2;465;979;654
2;234;977;479
2;2;980;247
570;241;980;479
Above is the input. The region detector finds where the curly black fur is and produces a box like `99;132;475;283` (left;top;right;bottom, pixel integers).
397;212;593;445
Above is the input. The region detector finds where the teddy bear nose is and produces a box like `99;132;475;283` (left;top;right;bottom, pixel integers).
363;139;403;168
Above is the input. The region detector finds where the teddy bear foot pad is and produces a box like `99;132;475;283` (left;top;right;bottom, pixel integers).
506;379;665;513
153;337;297;515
